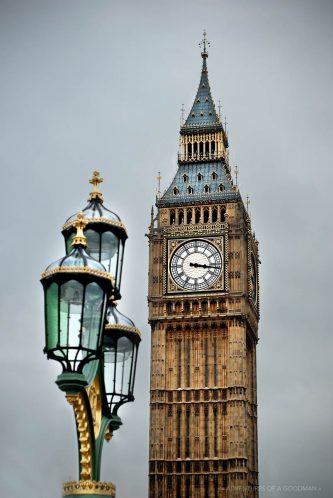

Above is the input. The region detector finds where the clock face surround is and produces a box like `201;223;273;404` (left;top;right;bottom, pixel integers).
169;239;223;292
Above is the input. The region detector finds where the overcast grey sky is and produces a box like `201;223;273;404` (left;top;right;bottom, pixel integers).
0;0;332;497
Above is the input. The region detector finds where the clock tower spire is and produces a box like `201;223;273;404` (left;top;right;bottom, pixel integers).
148;34;260;498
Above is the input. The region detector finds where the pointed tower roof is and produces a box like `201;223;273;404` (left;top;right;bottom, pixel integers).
182;32;220;130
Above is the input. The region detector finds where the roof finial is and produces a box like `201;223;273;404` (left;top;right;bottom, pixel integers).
199;30;210;58
246;195;251;214
234;165;239;188
218;99;222;120
181;104;185;125
89;170;104;201
156;171;162;199
72;212;88;247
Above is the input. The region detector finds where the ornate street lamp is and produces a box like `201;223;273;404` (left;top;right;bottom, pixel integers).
41;213;112;373
62;171;127;300
103;303;141;419
41;173;141;498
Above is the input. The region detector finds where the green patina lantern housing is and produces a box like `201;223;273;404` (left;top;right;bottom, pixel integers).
62;171;127;300
41;213;113;372
103;302;141;415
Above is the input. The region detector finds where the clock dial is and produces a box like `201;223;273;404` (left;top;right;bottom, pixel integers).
170;239;222;291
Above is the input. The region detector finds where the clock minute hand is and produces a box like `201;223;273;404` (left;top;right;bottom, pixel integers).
189;262;221;269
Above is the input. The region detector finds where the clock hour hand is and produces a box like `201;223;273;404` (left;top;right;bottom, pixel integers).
189;262;221;269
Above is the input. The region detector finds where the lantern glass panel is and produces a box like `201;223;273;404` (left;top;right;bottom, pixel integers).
101;231;118;274
65;233;75;254
85;229;100;261
46;282;59;350
82;282;105;350
59;280;84;361
115;336;133;395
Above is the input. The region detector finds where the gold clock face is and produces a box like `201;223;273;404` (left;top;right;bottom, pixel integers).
169;239;222;291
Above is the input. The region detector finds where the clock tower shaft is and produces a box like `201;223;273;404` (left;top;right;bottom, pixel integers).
147;37;260;498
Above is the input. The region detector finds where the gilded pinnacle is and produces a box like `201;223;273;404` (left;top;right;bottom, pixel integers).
89;170;104;201
72;211;88;247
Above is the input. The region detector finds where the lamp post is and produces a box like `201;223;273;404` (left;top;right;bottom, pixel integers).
41;172;140;498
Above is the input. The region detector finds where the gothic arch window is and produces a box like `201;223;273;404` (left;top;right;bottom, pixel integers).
212;207;218;223
178;209;184;224
166;302;173;315
218;183;225;192
220;207;226;221
205;141;209;156
203;208;209;223
173;186;179;195
193;141;198;157
195;207;201;224
175;301;182;313
212;171;218;180
197;172;203;181
184;301;190;313
193;301;199;313
183;174;188;182
211;140;216;155
186;208;192;224
210;300;217;312
170;209;176;225
204;184;210;194
187;185;193;194
202;300;208;312
188;142;192;158
199;141;204;157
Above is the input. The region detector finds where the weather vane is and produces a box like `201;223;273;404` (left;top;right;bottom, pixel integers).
199;30;210;55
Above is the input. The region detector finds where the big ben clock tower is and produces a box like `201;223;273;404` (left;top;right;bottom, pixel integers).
147;33;260;498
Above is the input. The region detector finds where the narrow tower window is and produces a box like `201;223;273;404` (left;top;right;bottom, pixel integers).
218;183;225;192
188;143;192;158
212;171;218;180
173;186;179;195
220;207;226;221
183;174;188;182
204;184;210;194
213;338;217;386
212;207;218;223
185;407;190;458
199;141;204;157
186;208;192;224
204;407;209;457
204;338;209;387
203;208;209;223
177;339;182;388
197;173;203;181
211;140;216;155
187;185;193;195
195;208;200;224
205;141;209;157
187;337;191;387
214;405;218;456
178;210;184;224
177;409;181;458
193;142;198;157
170;210;176;224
